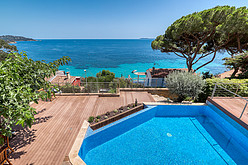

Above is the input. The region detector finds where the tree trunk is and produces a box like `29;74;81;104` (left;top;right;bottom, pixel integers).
187;58;193;72
237;34;243;53
231;67;239;78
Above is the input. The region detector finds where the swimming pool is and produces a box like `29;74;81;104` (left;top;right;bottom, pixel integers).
79;105;248;165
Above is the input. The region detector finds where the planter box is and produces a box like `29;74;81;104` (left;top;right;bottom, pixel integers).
90;104;144;130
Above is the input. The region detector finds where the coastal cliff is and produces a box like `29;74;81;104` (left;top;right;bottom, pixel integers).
0;35;36;43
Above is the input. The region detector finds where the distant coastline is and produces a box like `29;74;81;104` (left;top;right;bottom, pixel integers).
139;38;154;40
0;35;36;43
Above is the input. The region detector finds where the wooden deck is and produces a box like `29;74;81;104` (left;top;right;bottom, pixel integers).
207;97;248;129
9;91;155;165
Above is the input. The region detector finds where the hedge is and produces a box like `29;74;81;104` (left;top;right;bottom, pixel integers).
196;78;248;102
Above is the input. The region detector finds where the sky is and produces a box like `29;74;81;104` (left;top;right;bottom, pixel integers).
1;0;248;39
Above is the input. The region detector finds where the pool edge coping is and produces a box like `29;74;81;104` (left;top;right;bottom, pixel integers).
143;102;206;106
68;120;89;165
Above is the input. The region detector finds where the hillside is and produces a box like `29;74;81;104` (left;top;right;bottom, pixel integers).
0;35;36;42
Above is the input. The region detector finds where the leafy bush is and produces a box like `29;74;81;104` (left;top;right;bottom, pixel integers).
88;116;95;123
96;70;115;82
166;71;205;101
196;78;248;102
118;77;144;88
202;71;213;79
184;96;193;101
60;83;81;93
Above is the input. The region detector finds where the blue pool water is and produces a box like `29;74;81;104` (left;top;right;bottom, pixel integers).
14;39;227;77
79;105;248;165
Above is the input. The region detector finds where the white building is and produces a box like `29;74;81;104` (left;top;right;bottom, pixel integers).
144;67;188;87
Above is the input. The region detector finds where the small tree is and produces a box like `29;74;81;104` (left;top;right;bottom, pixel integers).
166;71;205;101
0;52;71;141
96;70;115;82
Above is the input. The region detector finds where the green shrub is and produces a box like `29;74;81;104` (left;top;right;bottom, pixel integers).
60;83;81;93
96;115;101;119
184;96;193;101
166;71;205;101
113;109;118;113
88;116;95;123
196;78;248;102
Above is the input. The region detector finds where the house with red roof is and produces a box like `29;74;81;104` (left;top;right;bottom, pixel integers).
48;71;81;86
145;67;188;87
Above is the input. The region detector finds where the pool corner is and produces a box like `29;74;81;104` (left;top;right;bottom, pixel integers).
68;120;89;165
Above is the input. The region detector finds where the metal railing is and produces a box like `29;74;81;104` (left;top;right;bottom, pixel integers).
53;82;119;94
129;77;166;88
211;83;248;119
52;77;168;94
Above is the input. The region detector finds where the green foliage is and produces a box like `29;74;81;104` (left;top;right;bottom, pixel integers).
113;109;118;113
60;83;81;93
118;77;144;88
223;53;248;78
152;6;248;72
202;71;213;79
0;39;18;61
219;7;248;54
196;78;248;102
96;70;115;82
0;52;71;137
96;115;101;119
184;97;193;101
88;116;95;123
166;71;205;101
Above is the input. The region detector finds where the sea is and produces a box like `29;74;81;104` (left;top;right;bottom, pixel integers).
14;39;228;78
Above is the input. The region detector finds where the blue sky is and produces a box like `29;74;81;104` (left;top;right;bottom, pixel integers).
1;0;248;39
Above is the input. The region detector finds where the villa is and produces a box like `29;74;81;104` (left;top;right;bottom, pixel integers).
141;67;187;87
48;71;81;86
2;2;248;164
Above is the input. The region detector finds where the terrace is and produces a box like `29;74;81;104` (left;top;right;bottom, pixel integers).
9;92;155;164
207;83;248;129
5;82;248;164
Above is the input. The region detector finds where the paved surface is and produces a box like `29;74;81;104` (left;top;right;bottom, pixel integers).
10;92;154;165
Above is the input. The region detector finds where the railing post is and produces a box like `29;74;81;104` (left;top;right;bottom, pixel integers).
211;84;217;99
234;84;240;98
97;82;99;93
239;102;248;119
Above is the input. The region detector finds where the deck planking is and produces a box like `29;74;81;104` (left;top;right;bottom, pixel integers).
208;97;248;129
10;92;154;165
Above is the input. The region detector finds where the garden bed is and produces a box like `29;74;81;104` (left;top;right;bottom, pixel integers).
89;103;144;130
